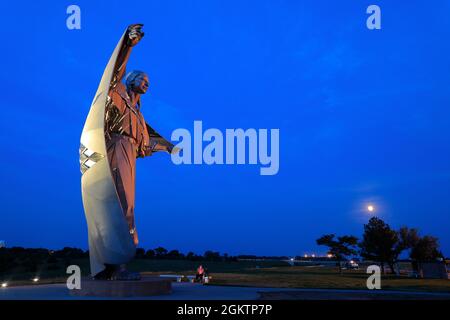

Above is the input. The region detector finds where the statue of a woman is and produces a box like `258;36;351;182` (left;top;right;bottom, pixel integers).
80;24;174;280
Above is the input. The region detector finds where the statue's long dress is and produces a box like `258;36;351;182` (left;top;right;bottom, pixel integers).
79;32;136;277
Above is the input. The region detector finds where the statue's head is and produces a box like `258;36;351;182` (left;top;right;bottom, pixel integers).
125;70;149;94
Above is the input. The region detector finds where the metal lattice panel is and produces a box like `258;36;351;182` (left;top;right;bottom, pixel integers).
79;143;105;174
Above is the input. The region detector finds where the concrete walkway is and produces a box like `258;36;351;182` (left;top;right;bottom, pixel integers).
1;282;450;300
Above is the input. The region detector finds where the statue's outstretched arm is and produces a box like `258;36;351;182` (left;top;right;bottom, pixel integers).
113;24;145;84
146;122;175;154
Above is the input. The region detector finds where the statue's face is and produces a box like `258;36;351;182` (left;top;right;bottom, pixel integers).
133;74;149;94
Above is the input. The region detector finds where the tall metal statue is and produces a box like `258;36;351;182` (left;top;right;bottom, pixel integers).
80;24;174;280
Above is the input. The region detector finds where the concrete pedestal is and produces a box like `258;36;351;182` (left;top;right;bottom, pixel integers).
70;276;172;297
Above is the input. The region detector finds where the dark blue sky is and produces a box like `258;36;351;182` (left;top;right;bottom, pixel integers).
0;1;449;256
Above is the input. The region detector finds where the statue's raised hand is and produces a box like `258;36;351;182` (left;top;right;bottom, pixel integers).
127;24;144;47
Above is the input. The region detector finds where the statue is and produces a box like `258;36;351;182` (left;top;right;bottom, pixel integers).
79;24;175;280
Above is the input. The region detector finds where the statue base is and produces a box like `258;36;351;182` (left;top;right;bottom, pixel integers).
70;276;172;297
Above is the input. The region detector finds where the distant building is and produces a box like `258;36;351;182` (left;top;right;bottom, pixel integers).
0;241;5;248
418;262;449;280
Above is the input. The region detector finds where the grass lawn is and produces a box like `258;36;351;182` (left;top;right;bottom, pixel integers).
204;266;450;293
1;259;449;293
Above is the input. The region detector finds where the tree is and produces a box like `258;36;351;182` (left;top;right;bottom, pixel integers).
396;227;442;272
410;235;442;273
167;250;184;260
359;217;402;274
316;234;358;274
145;249;155;259
204;250;221;261
154;247;168;258
389;226;420;274
186;252;196;260
397;227;420;251
135;248;145;259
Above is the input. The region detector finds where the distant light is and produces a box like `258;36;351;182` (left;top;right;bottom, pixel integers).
368;205;374;212
1;283;7;288
312;254;316;258
290;258;294;261
327;254;333;258
32;278;39;283
350;260;355;264
304;254;308;258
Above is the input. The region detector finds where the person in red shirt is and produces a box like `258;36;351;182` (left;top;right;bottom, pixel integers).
196;265;205;282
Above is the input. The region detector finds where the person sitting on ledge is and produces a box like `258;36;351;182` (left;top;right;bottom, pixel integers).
195;265;205;283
